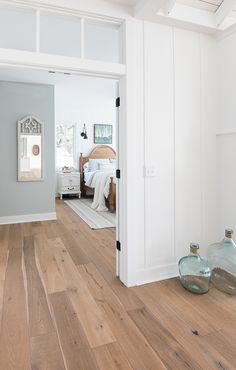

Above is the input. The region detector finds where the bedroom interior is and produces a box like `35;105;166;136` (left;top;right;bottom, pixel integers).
0;66;118;229
1;0;236;368
53;71;118;229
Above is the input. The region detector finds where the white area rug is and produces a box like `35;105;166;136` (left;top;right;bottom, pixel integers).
65;198;116;229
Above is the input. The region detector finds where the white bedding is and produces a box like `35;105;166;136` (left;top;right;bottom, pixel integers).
85;170;116;211
84;171;93;183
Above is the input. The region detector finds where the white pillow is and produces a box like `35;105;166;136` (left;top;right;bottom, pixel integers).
88;158;109;172
83;163;89;173
98;163;115;171
109;159;116;164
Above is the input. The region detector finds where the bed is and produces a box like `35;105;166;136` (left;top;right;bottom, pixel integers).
79;145;116;212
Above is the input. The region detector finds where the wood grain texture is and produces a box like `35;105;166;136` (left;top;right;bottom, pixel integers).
50;291;99;370
163;278;236;333
30;332;66;370
8;223;22;250
93;343;133;370
0;248;31;370
199;330;236;368
136;281;215;335
78;263;167;370
23;235;54;337
48;237;115;348
128;306;201;370
0;199;236;369
0;280;4;330
46;219;90;265
35;233;66;294
132;282;227;369
0;225;9;280
71;224;143;311
208;285;236;314
21;222;33;237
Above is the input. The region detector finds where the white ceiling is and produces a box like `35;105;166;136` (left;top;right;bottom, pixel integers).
105;0;137;5
124;0;236;33
177;0;223;13
107;0;224;11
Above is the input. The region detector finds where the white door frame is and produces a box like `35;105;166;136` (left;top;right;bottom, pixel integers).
0;17;144;287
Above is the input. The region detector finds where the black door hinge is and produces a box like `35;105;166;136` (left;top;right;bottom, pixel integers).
116;240;121;251
116;97;120;107
116;169;121;179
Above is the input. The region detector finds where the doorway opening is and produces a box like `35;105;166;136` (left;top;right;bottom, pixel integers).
0;65;121;278
54;72;120;277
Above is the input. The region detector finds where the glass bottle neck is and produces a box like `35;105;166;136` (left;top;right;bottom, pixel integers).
189;251;199;256
222;236;236;247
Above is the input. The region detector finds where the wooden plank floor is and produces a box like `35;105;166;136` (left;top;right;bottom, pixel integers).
0;199;236;370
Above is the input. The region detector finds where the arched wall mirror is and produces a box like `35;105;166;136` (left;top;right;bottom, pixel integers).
17;116;44;181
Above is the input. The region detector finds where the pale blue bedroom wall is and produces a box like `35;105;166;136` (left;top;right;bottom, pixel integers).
0;81;55;217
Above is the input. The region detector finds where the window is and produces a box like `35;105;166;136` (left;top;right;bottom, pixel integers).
0;5;36;51
56;124;75;169
84;20;121;63
40;12;81;58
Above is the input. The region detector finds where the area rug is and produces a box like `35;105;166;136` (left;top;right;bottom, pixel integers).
64;198;116;229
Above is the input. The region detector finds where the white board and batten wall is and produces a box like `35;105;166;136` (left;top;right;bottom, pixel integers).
128;21;218;286
217;31;236;239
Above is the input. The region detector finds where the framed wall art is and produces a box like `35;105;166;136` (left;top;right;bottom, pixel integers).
94;124;112;144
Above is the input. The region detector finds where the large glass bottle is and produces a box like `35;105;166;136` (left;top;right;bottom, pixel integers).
178;243;211;294
207;229;236;295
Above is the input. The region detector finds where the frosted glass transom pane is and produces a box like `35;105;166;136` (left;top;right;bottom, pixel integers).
0;5;36;51
40;13;81;58
84;21;121;63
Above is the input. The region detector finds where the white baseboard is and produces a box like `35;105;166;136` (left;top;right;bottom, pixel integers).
0;212;57;225
131;262;179;287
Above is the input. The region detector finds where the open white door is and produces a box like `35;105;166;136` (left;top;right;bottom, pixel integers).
116;83;121;277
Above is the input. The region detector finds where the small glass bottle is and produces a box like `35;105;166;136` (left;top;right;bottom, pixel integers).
178;243;211;294
207;229;236;295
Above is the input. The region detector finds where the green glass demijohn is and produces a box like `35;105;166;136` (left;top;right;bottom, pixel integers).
178;243;211;294
207;229;236;295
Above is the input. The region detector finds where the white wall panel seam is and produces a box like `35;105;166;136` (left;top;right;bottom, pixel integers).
143;20;147;270
199;33;206;250
172;26;177;262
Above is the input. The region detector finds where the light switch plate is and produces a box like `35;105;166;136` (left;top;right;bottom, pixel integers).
144;165;156;177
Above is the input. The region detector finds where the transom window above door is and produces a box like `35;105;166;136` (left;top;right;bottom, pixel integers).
0;3;123;64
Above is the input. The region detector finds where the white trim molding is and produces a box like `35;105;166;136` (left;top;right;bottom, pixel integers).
0;0;128;24
216;0;236;27
163;0;176;16
134;0;165;18
0;212;56;225
132;262;179;287
0;49;126;78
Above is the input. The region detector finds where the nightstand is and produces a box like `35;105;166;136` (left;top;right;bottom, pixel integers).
58;172;81;199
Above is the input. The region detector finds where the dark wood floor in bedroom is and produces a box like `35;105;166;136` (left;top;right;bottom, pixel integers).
0;199;236;370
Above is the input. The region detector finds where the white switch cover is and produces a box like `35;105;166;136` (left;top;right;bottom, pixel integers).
144;165;156;177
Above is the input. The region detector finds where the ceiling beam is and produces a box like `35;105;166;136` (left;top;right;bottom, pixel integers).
134;0;165;18
216;0;236;27
162;0;176;15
